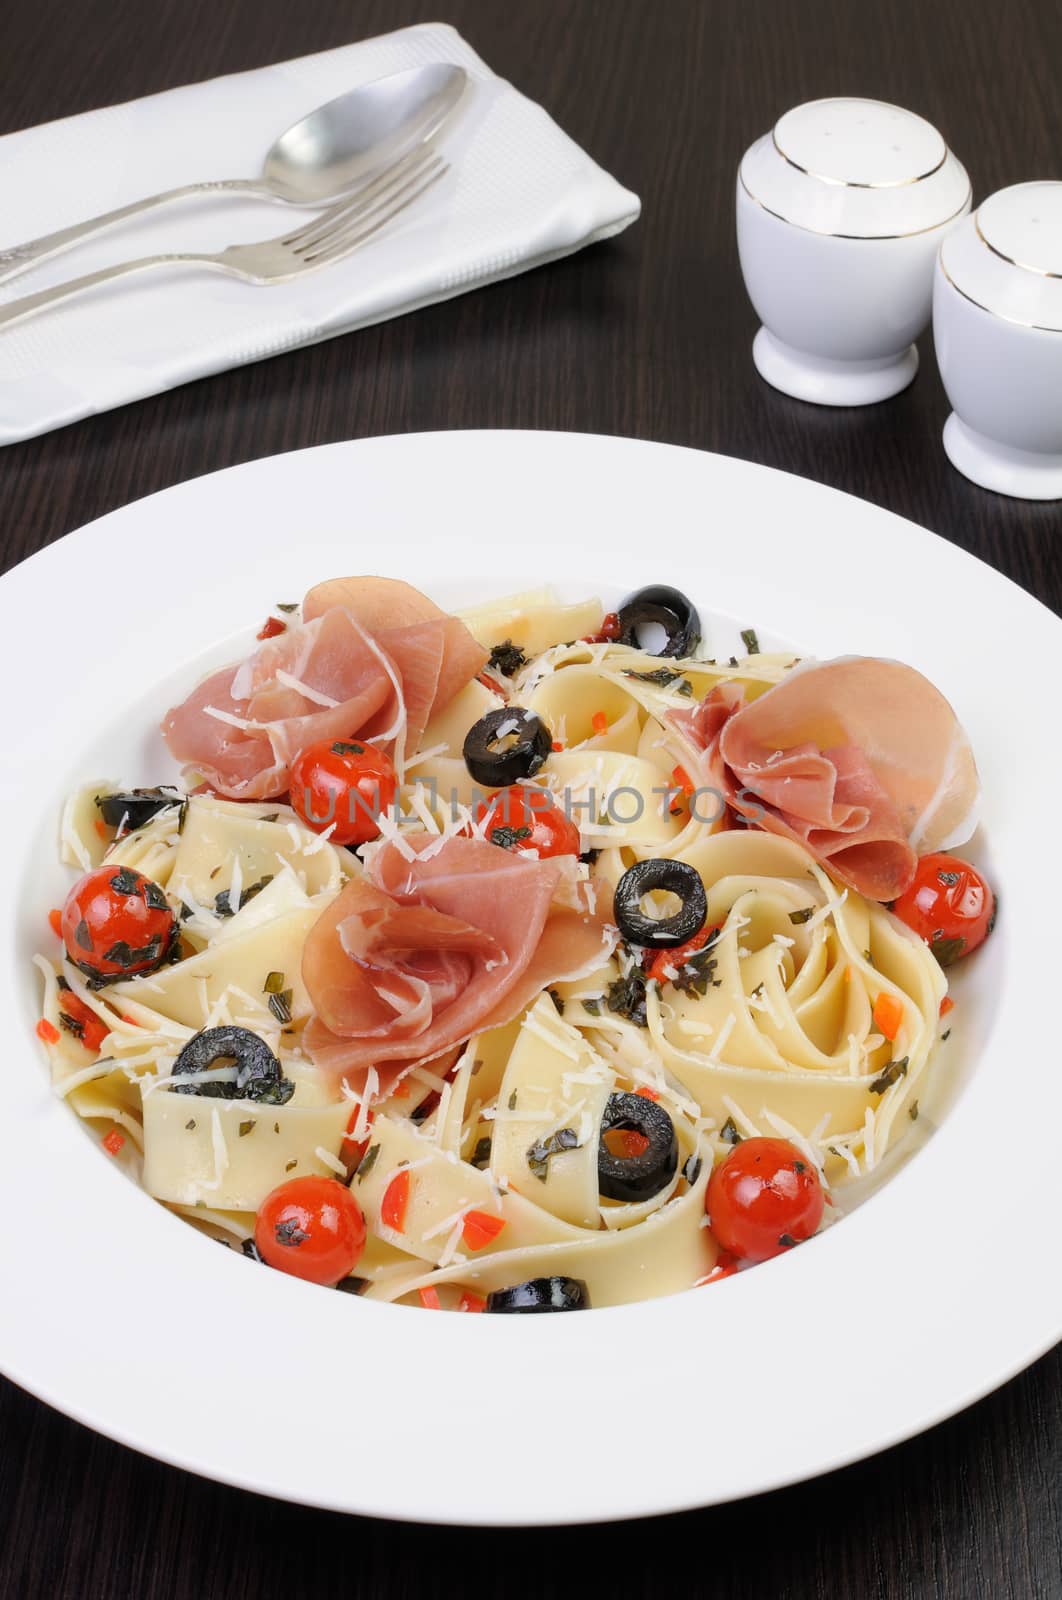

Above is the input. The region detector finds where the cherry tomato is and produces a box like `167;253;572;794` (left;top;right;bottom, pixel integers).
473;785;581;858
290;738;397;846
254;1175;366;1286
644;923;721;985
891;852;995;966
706;1137;824;1263
62;865;176;983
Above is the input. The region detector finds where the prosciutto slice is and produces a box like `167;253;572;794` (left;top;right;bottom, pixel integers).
303;576;487;714
302;834;614;1090
670;658;980;901
161;578;488;798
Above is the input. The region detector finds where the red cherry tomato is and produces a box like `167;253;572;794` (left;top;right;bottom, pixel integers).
61;865;176;983
290;738;397;846
891;852;995;966
706;1137;824;1263
254;1176;366;1286
473;785;581;858
644;923;721;985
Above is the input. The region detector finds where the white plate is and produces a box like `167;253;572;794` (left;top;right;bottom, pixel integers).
3;431;1059;1525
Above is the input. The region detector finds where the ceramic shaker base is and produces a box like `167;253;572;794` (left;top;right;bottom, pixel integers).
752;328;919;406
942;414;1062;500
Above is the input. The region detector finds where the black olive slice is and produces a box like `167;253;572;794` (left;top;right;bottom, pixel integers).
463;707;552;787
486;1277;591;1313
172;1026;294;1104
617;585;701;659
95;786;185;832
598;1091;679;1202
613;859;707;948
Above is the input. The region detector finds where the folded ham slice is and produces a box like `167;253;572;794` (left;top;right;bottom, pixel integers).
161;579;487;799
302;834;615;1090
670;658;980;901
303;575;487;716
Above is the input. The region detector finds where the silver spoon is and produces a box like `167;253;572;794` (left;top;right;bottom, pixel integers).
0;63;467;285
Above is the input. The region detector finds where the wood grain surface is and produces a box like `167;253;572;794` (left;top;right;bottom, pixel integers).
0;1;1059;1594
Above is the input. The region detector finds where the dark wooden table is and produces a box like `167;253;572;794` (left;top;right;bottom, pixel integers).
2;1;1059;1594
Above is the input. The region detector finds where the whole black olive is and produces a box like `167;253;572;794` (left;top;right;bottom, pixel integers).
486;1277;591;1313
172;1026;294;1104
617;585;701;659
95;786;185;832
598;1092;679;1202
613;859;707;948
463;707;552;788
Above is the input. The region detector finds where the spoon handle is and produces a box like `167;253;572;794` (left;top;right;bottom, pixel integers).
0;178;264;286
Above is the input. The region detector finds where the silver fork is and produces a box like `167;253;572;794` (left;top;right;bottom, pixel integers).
0;145;448;333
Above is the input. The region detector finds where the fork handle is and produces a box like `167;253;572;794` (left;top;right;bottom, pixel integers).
0;178;262;286
0;252;214;332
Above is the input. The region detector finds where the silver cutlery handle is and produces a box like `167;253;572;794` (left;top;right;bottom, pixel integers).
0;252;211;331
0;179;260;285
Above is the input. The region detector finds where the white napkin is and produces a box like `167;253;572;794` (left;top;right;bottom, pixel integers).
0;22;639;445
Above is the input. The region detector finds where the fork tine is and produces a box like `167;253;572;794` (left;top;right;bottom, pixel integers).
280;146;435;251
301;161;450;268
299;156;447;262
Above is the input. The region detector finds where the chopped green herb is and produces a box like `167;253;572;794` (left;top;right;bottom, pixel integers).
526;1127;580;1182
108;866;142;896
936;869;960;886
179;902;195;922
74;917;93;953
671;939;722;998
355;1143;380;1182
778;1232;797;1249
102;935;163;970
57;1011;85;1041
507;1090;518;1111
582;997;602;1017
276;602;298;614
869;1055;909;1094
623;667;692;695
238;1120;255;1138
268;989;293;1025
930;935;966;967
909;1101;919;1121
789;907;815;925
214;874;273;919
263;971;285;994
259;813;279;823
720;1117;742;1145
606;971;648;1027
274;1122;280;1134
335;1277;368;1296
470;1136;492;1169
285;1158;298;1171
793;1160;806;1174
185;1119;196;1132
274;1218;309;1247
143;880;169;912
941;1029;951;1041
331;741;365;756
683;1155;703;1186
471;1057;484;1076
547;989;564;1015
489;824;532;851
740;628;761;655
487;639;527;677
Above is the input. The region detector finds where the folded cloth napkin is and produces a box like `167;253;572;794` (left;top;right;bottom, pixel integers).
0;22;639;444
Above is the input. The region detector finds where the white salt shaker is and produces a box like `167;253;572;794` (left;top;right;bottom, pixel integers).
736;98;970;405
934;182;1062;499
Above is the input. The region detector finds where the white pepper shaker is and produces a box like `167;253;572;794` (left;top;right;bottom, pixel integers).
736;98;970;405
934;181;1062;499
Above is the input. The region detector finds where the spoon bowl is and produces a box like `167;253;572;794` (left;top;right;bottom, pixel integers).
263;65;468;202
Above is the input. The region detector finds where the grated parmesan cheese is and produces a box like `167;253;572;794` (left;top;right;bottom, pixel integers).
274;668;339;708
